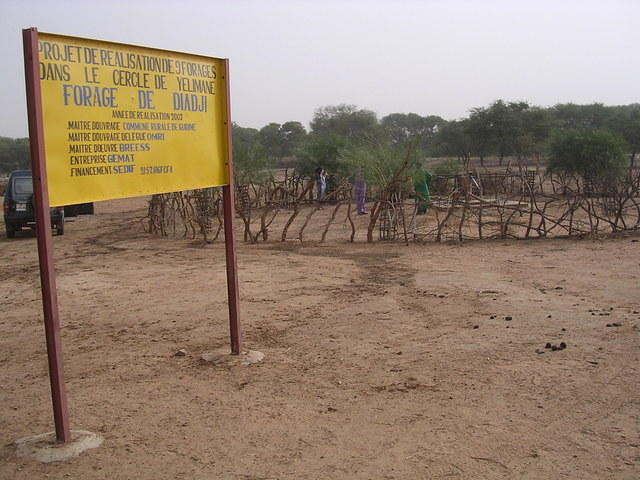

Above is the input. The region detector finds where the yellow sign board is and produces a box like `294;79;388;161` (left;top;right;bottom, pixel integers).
37;32;229;206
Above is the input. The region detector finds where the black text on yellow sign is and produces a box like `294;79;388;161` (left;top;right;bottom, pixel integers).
38;33;229;206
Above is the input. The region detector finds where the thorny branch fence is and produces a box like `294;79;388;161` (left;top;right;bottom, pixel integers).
143;168;640;244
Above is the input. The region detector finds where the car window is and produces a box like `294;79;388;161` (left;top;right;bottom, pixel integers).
14;177;33;195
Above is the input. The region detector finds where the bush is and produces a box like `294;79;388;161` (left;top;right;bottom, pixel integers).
430;158;463;176
547;129;627;180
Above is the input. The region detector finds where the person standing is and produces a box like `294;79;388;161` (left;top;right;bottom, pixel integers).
315;167;326;202
414;167;433;214
354;167;367;214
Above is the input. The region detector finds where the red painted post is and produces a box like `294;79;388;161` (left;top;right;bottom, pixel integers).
222;59;242;355
22;28;71;443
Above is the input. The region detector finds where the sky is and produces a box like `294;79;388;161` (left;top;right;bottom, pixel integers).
1;0;638;138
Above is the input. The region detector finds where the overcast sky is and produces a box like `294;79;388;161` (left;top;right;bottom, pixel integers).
1;0;638;138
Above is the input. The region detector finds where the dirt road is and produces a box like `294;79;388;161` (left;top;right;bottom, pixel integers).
1;198;639;479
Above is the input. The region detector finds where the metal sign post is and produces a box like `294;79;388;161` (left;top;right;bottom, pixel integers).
22;27;71;443
222;59;242;355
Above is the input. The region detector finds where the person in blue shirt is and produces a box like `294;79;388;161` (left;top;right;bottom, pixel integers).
315;167;326;202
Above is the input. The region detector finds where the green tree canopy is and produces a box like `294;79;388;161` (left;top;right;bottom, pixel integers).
279;121;307;158
310;104;379;141
257;121;307;165
436;100;552;165
257;122;283;160
0;137;30;174
296;105;381;176
295;132;346;177
606;104;640;169
471;100;531;164
550;103;612;130
380;113;444;152
232;123;271;186
432;119;473;161
547;129;627;179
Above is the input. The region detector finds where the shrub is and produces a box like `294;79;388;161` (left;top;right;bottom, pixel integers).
547;129;627;180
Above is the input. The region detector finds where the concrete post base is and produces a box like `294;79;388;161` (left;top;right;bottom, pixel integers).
11;430;103;463
200;349;265;366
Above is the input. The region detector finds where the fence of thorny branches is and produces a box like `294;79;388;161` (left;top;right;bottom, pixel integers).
143;165;640;244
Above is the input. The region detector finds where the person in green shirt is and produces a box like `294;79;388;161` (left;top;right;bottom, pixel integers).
414;167;432;214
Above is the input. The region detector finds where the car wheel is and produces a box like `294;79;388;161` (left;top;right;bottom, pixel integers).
6;223;16;238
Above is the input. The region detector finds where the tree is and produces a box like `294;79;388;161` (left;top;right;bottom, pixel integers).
256;121;307;165
484;100;530;165
279;121;307;158
339;138;416;186
380;113;444;152
310;104;379;141
464;100;551;166
258;122;284;161
550;103;612;130
511;107;553;164
432;119;473;165
232;123;270;186
0;137;30;174
465;100;527;165
465;109;494;166
295;132;346;177
606;104;640;170
339;138;421;242
547;129;627;180
296;105;381;176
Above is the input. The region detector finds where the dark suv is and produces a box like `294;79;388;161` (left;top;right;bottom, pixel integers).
3;170;64;238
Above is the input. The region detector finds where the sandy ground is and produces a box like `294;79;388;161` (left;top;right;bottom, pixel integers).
1;198;639;479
